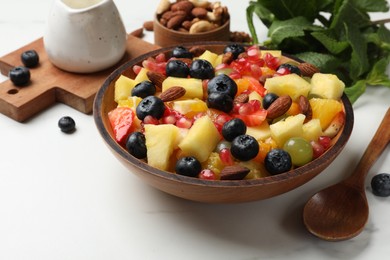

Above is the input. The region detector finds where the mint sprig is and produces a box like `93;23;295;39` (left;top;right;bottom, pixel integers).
246;0;390;103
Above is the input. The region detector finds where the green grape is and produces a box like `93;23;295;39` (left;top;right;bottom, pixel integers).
283;137;313;166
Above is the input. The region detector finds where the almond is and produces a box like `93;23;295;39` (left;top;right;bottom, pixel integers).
298;95;312;122
220;165;250;180
189;45;206;57
171;1;194;15
146;71;166;90
129;27;143;38
160;86;186;102
266;95;292;119
234;93;249;104
167;13;187;29
143;21;154;31
191;7;208;18
298;62;320;77
222;52;234;64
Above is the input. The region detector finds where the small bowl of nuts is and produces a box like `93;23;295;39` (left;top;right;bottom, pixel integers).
153;0;230;47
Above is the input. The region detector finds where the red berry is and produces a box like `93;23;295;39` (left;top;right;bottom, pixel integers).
318;136;332;150
176;117;193;128
311;140;325;159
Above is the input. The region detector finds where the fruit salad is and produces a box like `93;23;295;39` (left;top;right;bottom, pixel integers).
108;44;346;180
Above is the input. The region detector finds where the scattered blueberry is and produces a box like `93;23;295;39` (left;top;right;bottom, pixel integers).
9;66;30;86
189;59;214;79
371;173;390;197
58;116;76;133
231;134;259;161
21;50;39;68
207;92;233;113
223;43;245;59
171;46;193;59
136;96;165;120
262;93;279;109
131;81;156;98
222;118;247;142
175;156;202;177
264;149;292;175
207;74;237;98
166;59;189;78
277;63;301;76
126;132;147;159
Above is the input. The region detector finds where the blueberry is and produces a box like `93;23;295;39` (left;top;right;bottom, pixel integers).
207;74;237;98
189;59;214;79
277;63;301;76
21;50;39;68
171;46;193;59
207;92;233;113
262;93;279;109
223;43;245;59
9;66;30;86
230;134;259;161
175;156;201;177
222;118;247;142
166;59;189;78
371;173;390;197
58;116;76;133
264;149;292;175
126;132;147;159
131;81;156;98
136;96;165;120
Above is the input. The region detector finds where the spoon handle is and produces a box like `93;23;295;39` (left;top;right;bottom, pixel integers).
346;107;390;189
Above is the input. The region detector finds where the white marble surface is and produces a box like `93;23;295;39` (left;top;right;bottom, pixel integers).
1;0;390;259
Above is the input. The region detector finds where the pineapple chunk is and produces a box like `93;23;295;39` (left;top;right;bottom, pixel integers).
162;77;203;99
144;124;180;171
178;116;221;162
261;50;281;58
114;75;136;102
246;121;271;141
310;73;345;100
196;50;219;67
270;114;306;147
309;98;343;130
302;119;323;141
134;68;150;83
214;54;223;67
248;91;263;102
171;99;208;118
117;96;142;110
264;74;311;101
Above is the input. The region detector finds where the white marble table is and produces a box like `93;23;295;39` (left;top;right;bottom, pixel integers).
1;1;389;259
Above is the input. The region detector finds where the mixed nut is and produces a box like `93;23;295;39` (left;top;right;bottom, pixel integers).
156;0;230;34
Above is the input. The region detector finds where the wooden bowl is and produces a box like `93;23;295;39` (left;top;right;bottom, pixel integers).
93;42;354;203
153;15;230;47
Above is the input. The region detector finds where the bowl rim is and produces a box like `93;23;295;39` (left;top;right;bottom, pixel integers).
93;42;354;188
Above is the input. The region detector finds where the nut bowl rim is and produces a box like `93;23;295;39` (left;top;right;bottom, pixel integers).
93;42;354;202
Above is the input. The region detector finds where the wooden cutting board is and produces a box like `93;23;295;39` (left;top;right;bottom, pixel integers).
0;35;160;122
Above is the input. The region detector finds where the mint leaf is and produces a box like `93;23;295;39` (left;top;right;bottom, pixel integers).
344;80;367;103
344;23;369;79
366;56;390;86
351;0;389;12
330;0;371;32
311;30;349;54
295;52;341;72
268;17;322;45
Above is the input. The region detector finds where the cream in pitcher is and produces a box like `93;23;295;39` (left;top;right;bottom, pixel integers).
43;0;127;73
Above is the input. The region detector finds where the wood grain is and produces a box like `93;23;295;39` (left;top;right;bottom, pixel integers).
0;35;159;122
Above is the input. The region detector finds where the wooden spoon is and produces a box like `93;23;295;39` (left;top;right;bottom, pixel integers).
303;107;390;241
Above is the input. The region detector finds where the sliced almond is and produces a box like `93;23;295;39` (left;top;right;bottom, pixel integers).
220;165;250;180
266;95;292;119
160;86;186;102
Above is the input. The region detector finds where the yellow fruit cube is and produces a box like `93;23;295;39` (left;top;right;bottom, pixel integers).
196;50;219;67
310;73;345;100
114;75;136;102
261;50;281;58
246;121;271;141
264;74;311;101
162;77;203;99
302;119;323;141
117;96;142;110
248;91;263;102
270;114;306;146
144;124;180;171
134;68;150;83
178;116;221;162
171;99;208;118
309;98;343;130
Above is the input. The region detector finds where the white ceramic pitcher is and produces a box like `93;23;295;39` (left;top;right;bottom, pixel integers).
43;0;127;73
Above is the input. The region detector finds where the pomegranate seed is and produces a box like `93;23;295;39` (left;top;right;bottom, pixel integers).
215;114;232;126
250;64;262;79
143;115;159;125
276;67;291;76
229;71;242;79
215;63;230;70
199;169;217;180
132;65;142;75
263;53;280;70
176;117;193;128
238;103;254;115
232;102;243;113
318;136;332;149
219;148;234;166
248;99;261;111
155;53;166;63
161;115;177;125
311;141;325;159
